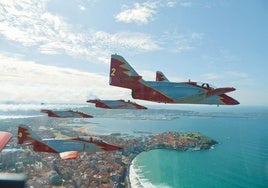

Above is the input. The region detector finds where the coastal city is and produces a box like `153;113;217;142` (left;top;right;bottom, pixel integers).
0;123;217;188
0;1;266;187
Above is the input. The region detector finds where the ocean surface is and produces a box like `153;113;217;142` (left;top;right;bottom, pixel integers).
0;103;268;188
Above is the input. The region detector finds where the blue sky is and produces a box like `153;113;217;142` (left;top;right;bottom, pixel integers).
0;0;267;106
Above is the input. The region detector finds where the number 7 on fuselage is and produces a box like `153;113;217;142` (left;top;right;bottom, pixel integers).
109;54;239;105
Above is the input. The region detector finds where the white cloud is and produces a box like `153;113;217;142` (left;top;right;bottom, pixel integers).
202;71;249;80
201;71;254;89
0;53;130;103
202;49;240;66
161;31;204;53
139;70;155;81
179;1;192;7
115;1;193;24
166;1;176;7
115;1;158;24
225;71;248;79
0;0;160;64
78;5;86;11
201;73;221;80
219;49;240;63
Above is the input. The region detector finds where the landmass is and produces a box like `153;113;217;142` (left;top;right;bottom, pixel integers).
0;125;217;188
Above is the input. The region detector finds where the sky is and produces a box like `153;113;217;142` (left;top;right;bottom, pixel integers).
0;0;267;106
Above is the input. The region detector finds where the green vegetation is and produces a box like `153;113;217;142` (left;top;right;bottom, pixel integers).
180;132;218;145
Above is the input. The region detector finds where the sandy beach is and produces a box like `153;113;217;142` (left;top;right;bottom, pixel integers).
74;126;90;135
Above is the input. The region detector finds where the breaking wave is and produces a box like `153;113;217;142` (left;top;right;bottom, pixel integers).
129;159;171;188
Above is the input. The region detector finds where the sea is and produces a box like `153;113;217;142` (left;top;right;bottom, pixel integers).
0;103;268;188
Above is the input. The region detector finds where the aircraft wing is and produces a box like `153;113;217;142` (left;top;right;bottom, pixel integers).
87;99;111;108
18;125;121;160
0;132;12;151
75;136;122;151
33;140;80;160
41;109;93;118
57;136;121;159
206;87;235;98
87;99;147;109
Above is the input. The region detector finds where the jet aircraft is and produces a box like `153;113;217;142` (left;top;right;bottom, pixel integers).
87;99;147;109
17;125;122;160
109;54;239;105
41;109;93;118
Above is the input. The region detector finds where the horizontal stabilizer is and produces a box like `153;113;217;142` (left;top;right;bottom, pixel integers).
32;139;58;153
206;87;236;98
60;151;79;160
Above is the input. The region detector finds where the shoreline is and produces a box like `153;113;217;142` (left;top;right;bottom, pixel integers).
1;122;217;188
74;127;218;188
74;126;90;135
125;146;217;188
126;153;138;188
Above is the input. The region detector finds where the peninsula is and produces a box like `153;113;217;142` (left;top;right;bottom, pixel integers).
0;125;218;187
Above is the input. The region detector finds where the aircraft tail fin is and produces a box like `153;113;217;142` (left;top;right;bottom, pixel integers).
18;125;41;145
156;71;169;82
110;54;143;89
18;125;59;153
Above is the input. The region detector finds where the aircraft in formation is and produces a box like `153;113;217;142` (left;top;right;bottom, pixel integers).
17;125;122;160
1;54;239;160
87;99;147;109
109;54;239;106
41;109;93;118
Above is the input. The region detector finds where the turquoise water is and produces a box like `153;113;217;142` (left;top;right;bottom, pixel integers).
130;115;268;188
0;104;267;187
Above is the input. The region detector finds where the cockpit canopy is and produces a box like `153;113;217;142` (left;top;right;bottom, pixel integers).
78;136;106;143
195;82;216;90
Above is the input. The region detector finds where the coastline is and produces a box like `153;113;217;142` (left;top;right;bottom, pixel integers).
71;127;218;187
1;107;267;188
1;122;217;188
124;132;218;188
74;126;90;135
126;153;137;188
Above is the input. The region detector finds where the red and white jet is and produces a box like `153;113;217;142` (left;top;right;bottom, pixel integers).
18;125;122;160
110;54;239;105
41;109;93;118
87;99;147;109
